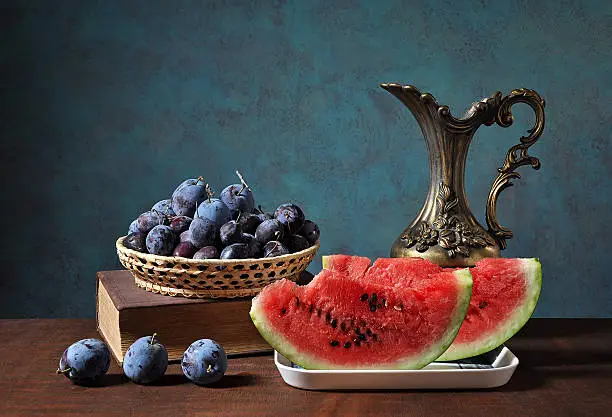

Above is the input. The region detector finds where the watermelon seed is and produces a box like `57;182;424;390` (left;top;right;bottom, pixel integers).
344;342;351;349
330;340;339;347
325;312;331;322
479;301;488;309
366;329;372;336
317;308;322;317
360;320;366;327
372;333;378;341
340;322;347;331
360;293;368;302
295;297;300;307
354;327;360;334
358;333;366;341
281;308;287;315
353;340;361;347
331;319;337;328
309;304;314;313
370;293;378;304
369;304;377;312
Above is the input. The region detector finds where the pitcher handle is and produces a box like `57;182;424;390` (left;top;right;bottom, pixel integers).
485;88;546;249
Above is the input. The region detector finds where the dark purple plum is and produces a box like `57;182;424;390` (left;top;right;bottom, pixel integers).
128;219;140;234
193;246;219;259
254;219;284;244
263;241;290;258
220;243;249;259
179;230;192;243
196;198;232;228
124;233;147;253
169;216;192;234
237;212;261;235
152;199;176;216
274;203;305;234
220;184;255;216
189;217;218;248
171;177;207;217
285;234;310;253
57;338;110;385
242;233;261;258
173;241;198;258
300;220;320;244
181;339;227;385
146;225;176;256
123;334;168;385
137;210;167;234
220;220;242;246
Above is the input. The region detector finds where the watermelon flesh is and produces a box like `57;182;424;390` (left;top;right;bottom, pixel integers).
437;257;541;361
324;255;542;361
250;267;472;370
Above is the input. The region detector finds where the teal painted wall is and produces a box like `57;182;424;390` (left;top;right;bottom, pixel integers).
1;0;610;317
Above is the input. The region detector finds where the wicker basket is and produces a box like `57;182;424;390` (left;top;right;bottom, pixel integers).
116;236;319;299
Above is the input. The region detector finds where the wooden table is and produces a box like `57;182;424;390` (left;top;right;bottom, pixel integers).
0;319;610;416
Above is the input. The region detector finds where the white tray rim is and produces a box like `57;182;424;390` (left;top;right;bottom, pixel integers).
274;347;519;390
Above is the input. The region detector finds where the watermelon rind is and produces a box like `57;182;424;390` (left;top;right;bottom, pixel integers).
436;258;542;362
250;268;473;370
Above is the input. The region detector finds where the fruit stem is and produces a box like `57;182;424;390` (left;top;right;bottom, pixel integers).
235;170;251;195
265;240;279;258
206;364;213;373
195;176;205;186
56;367;71;375
205;184;214;203
256;205;264;214
236;211;242;223
150;332;157;345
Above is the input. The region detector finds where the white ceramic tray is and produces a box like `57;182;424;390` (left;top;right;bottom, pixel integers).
274;346;518;390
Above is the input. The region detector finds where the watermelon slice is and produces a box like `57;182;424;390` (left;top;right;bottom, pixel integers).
324;255;542;361
437;257;542;361
250;268;473;370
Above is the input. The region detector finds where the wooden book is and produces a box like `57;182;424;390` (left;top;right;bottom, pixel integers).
96;270;278;364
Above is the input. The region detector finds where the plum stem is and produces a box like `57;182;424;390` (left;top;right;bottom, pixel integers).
195;176;205;186
150;332;157;345
206;364;213;373
205;184;214;203
236;211;242;223
235;170;251;195
265;240;280;258
56;367;71;375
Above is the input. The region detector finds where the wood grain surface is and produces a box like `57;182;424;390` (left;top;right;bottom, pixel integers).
0;319;610;416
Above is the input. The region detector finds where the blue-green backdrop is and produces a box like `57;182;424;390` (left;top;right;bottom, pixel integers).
1;0;610;318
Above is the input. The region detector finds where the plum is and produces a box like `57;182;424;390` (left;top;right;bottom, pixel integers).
220;220;242;246
274;203;305;234
123;334;168;384
173;241;198;258
220;243;249;259
196;198;231;228
124;232;147;253
300;220;320;244
285;234;310;253
171;177;207;217
263;241;290;257
181;339;227;385
169;215;192;234
57;338;110;385
146;225;176;256
189;217;218;248
193;246;219;260
254;219;284;244
152;199;176;216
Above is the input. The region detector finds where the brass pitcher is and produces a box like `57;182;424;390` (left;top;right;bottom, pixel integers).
383;83;546;267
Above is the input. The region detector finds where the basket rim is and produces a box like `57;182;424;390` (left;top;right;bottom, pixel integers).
116;235;320;265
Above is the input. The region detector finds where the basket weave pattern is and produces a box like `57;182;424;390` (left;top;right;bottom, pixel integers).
116;236;319;298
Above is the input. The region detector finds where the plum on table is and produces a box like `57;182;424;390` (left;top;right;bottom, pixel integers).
181;339;227;385
57;338;110;385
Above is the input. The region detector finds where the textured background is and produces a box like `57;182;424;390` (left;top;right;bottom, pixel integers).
1;0;610;318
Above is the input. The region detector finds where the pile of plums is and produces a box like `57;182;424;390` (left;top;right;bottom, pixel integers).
123;172;320;260
57;336;227;386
